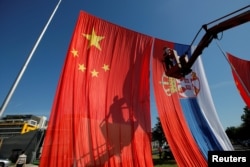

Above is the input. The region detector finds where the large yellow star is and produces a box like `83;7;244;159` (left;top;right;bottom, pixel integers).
91;69;99;77
102;64;110;72
83;28;104;50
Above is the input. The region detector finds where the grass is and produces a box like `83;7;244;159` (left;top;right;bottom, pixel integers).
152;154;178;167
33;159;40;165
31;154;178;167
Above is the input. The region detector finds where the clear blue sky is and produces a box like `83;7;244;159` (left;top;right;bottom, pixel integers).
0;0;249;129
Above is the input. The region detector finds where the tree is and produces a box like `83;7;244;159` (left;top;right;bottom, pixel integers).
152;117;166;146
225;126;237;140
239;106;250;139
226;106;250;140
241;106;250;128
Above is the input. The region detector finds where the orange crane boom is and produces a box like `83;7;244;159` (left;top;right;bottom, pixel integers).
165;5;250;79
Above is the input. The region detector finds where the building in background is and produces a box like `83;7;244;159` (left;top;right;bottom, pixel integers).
0;115;47;163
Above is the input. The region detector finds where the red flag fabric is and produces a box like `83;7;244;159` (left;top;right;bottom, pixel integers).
152;38;207;166
40;11;153;167
227;52;250;107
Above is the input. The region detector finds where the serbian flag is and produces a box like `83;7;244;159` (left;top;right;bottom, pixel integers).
227;52;250;108
152;38;233;166
40;11;153;167
182;49;234;156
152;38;207;166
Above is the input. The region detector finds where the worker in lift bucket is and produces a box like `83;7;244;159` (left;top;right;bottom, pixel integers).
163;47;176;70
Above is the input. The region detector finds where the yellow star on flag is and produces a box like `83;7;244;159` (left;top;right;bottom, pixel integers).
83;28;104;50
71;48;78;57
78;64;86;72
91;69;99;77
102;64;110;72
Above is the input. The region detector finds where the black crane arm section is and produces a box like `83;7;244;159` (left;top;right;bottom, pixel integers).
164;5;250;79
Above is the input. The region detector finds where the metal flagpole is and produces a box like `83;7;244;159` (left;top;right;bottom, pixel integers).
0;0;62;117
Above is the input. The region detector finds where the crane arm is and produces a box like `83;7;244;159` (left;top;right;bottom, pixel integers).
165;5;250;79
187;8;250;69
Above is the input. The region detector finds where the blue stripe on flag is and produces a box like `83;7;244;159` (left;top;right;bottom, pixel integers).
180;98;223;159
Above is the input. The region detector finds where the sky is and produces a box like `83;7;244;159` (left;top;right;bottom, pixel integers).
0;0;249;129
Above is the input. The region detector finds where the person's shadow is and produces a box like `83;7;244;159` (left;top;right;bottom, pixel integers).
84;37;150;166
101;96;138;161
85;95;138;166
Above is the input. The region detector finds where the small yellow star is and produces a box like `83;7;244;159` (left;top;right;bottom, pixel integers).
102;64;110;72
83;28;104;50
78;64;86;72
91;69;99;77
71;48;78;57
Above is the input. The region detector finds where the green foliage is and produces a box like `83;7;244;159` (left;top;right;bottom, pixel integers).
241;106;250;128
152;117;167;146
225;126;237;140
152;154;177;167
226;106;250;140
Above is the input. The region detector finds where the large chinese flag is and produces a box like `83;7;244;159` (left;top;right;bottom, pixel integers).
227;52;250;107
40;11;153;167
